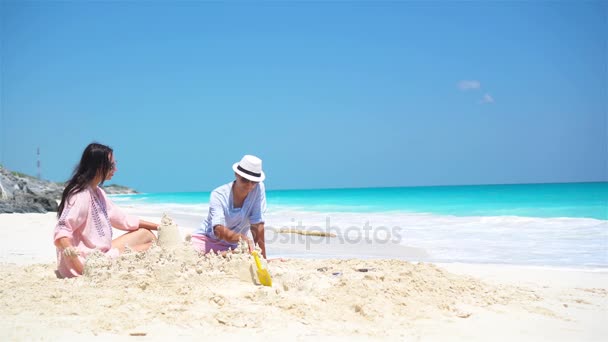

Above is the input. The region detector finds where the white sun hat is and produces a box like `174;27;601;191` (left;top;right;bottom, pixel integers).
232;155;266;182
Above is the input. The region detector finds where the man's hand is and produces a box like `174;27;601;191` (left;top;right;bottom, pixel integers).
250;223;266;259
240;234;254;253
214;225;255;253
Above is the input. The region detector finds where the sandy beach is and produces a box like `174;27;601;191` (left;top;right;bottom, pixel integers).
3;0;606;339
1;210;606;341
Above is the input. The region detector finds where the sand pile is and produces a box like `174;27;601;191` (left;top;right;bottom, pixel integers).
0;240;546;339
156;213;182;249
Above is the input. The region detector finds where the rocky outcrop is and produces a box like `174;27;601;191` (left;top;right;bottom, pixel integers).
103;184;138;195
0;167;62;213
0;166;137;214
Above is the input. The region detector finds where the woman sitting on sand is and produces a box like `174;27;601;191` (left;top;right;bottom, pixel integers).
191;155;267;258
53;143;159;278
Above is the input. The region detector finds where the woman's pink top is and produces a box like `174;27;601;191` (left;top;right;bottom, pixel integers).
53;186;140;277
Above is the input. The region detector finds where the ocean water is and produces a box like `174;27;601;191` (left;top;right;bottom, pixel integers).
111;182;608;267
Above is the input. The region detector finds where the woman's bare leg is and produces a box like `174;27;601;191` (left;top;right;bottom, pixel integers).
112;228;156;253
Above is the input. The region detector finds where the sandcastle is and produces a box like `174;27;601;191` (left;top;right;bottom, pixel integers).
156;213;182;249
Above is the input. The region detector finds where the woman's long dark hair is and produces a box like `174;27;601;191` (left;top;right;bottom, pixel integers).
57;143;114;218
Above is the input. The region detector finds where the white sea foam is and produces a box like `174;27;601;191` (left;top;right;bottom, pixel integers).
270;210;607;267
122;201;608;268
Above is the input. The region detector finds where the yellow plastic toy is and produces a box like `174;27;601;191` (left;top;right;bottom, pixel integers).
252;250;272;287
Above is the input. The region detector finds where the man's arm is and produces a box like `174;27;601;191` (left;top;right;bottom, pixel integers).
250;223;266;258
213;225;254;252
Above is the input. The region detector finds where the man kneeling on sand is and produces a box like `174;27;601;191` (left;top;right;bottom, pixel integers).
190;155;267;258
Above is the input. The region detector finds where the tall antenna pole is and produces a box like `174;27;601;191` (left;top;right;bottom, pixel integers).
37;147;41;179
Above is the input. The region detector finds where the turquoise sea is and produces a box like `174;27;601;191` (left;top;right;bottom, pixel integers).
112;182;607;267
114;182;607;220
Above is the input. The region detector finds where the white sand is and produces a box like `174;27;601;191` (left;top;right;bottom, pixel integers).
0;211;606;341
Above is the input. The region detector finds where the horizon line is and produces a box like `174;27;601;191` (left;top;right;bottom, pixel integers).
117;180;608;195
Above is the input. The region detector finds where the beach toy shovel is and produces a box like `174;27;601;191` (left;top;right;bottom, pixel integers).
252;251;272;287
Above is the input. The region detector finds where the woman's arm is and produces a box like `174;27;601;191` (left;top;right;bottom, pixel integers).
101;189;143;231
53;192;89;275
139;220;159;230
54;237;84;274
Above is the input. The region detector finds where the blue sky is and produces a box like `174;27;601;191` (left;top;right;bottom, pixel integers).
1;1;606;192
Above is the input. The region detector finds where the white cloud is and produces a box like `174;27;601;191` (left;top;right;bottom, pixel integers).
479;93;494;104
457;80;481;91
457;80;496;105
